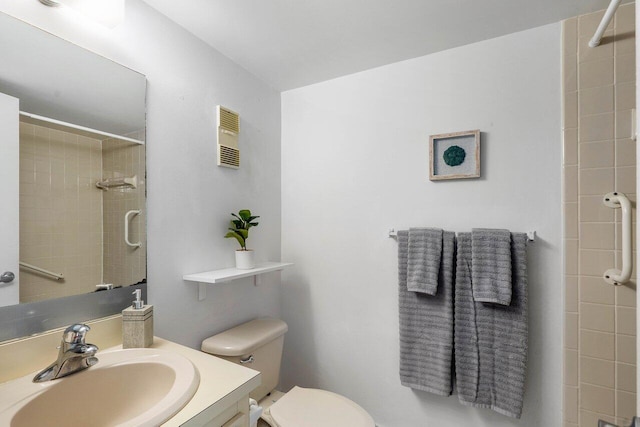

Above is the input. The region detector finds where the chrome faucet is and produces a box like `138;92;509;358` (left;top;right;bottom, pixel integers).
33;323;99;383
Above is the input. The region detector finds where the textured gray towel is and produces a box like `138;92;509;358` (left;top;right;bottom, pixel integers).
471;228;513;305
407;228;443;295
455;232;528;419
398;229;455;396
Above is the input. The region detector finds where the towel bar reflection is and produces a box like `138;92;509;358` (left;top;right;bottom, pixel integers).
125;210;142;248
387;229;536;241
603;192;632;285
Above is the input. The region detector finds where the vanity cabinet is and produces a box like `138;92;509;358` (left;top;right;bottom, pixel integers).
154;337;260;427
222;413;248;427
182;393;250;427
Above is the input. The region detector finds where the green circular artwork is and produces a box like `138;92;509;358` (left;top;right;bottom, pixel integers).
443;145;466;167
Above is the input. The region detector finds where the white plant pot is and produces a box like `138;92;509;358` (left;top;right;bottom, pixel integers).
235;250;255;270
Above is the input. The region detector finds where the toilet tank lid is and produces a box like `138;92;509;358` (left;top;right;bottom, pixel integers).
201;318;288;356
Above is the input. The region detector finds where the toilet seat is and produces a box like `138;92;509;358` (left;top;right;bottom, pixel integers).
267;386;375;427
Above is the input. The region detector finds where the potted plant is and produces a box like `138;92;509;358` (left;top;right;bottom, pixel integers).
224;209;259;269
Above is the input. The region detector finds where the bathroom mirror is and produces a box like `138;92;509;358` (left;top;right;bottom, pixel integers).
0;12;146;338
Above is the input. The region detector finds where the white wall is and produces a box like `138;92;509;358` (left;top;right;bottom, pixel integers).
637;4;640;412
281;23;562;427
0;0;283;349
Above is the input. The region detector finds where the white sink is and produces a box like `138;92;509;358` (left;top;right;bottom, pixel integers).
0;348;200;427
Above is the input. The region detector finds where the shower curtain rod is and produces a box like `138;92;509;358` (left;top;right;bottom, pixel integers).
19;111;144;145
589;0;622;48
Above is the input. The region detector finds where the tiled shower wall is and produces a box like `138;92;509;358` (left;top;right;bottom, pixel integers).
19;123;146;302
19;122;103;302
563;4;637;426
102;132;146;287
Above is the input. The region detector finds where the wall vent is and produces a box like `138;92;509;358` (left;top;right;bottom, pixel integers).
217;105;240;169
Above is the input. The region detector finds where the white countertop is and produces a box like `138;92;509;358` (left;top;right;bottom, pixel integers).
151;338;261;426
0;316;261;427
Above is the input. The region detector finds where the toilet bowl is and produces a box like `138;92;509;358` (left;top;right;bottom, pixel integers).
201;318;375;427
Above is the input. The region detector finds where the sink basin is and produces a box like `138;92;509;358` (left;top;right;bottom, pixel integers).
0;348;200;427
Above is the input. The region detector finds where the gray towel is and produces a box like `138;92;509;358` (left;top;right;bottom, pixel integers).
398;229;455;396
407;228;443;295
471;228;513;305
455;232;528;419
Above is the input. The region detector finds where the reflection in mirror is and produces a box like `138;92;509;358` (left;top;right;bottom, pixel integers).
0;11;146;335
18;125;146;302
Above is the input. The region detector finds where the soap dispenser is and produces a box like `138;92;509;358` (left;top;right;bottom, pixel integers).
122;289;153;348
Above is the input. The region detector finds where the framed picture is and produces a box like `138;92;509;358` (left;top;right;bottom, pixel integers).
429;130;480;181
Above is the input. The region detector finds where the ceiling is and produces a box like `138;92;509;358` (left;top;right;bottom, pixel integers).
143;0;628;91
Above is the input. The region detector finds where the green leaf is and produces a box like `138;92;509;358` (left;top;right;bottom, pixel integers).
224;230;245;249
225;210;259;249
225;230;241;238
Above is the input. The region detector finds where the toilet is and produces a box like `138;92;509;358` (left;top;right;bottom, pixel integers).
201;318;375;427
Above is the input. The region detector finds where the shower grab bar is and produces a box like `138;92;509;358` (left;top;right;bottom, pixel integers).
589;0;622;48
603;192;632;285
125;210;142;248
19;262;64;280
387;229;536;241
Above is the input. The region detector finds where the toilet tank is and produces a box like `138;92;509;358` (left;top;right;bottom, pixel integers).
201;318;288;401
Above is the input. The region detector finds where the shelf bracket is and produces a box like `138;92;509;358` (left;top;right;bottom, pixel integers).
198;283;206;301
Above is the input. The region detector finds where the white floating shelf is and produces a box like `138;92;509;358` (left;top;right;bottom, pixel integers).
183;262;293;300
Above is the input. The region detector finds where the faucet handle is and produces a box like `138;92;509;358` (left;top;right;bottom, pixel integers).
63;323;91;344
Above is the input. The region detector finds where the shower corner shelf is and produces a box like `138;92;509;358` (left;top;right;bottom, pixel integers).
183;261;293;301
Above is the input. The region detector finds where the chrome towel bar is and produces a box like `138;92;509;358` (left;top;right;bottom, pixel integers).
388;229;536;242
